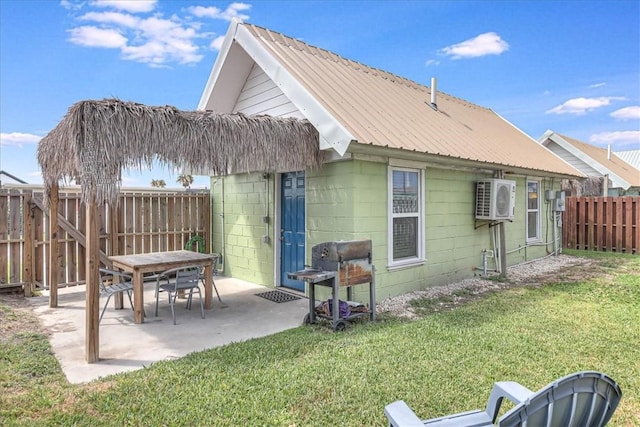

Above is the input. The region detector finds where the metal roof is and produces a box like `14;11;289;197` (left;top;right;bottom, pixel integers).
615;150;640;170
554;133;640;187
203;22;583;178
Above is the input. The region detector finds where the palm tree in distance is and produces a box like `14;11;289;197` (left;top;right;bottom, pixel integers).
150;179;166;188
176;174;193;189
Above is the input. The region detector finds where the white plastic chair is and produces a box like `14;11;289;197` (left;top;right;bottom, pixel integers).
384;371;622;427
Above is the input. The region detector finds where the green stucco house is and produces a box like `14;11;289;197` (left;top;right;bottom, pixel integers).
196;20;583;302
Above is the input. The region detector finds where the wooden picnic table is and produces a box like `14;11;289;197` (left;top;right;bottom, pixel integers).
109;250;216;324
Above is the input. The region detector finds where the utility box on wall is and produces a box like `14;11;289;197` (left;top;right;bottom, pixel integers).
553;191;566;211
475;179;517;220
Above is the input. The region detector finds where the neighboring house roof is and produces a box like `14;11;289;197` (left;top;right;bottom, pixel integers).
539;130;640;190
615;150;640;170
199;20;582;178
0;170;28;185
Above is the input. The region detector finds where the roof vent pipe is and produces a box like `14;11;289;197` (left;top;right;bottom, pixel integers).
430;77;438;111
607;144;611;160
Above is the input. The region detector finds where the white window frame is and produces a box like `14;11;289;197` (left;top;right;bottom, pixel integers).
387;166;425;267
526;179;541;242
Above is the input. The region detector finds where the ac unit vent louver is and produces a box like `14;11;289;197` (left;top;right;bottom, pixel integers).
475;179;516;220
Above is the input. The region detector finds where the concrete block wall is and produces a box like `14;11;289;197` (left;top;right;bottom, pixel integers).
210;160;565;303
210;173;275;286
421;168;493;287
307;160;386;303
309;162;564;301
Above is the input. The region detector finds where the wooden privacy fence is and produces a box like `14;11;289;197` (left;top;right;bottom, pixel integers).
563;196;639;254
0;186;210;294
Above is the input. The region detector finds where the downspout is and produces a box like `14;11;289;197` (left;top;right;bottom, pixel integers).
552;209;558;256
264;173;270;243
218;178;226;275
493;225;501;274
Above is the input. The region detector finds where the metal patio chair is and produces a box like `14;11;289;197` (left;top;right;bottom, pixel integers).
384;371;622;427
154;266;204;325
98;268;134;323
183;237;222;304
197;253;222;304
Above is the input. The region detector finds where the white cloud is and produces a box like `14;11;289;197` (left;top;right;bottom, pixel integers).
188;3;251;22
68;26;127;48
89;0;157;13
65;2;244;66
590;131;640;148
121;175;141;186
425;59;440;67
69;13;204;65
80;11;139;27
439;32;508;59
0;132;42;147
546;96;626;115
610;106;640;121
210;35;225;51
60;0;84;11
589;82;606;88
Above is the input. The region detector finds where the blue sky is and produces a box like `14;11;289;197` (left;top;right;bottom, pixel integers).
1;0;639;188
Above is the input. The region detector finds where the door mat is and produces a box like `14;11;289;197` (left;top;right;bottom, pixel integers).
255;290;302;303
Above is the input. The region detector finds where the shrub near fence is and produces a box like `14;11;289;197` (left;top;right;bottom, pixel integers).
0;186;210;292
563;196;639;254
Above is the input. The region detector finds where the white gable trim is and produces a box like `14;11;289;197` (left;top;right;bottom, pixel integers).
233;24;354;156
198;20;240;111
198;20;355;156
540;130;631;189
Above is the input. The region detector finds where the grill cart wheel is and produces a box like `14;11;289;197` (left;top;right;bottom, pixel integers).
333;320;347;332
303;313;313;325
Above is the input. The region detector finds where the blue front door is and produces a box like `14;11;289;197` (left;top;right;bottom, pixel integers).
280;171;305;291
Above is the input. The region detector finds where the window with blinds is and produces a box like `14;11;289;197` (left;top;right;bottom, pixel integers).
389;167;423;264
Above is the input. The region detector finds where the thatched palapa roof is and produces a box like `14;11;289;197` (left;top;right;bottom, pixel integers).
38;99;321;205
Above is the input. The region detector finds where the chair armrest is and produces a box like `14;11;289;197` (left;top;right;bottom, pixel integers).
384;401;425;427
99;268;132;282
485;381;533;422
156;265;201;277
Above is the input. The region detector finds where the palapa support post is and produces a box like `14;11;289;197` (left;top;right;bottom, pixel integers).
48;183;59;307
85;201;100;363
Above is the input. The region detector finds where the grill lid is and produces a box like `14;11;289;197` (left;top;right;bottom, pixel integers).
312;240;372;264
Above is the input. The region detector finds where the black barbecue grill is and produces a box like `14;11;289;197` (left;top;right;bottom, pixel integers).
288;240;376;331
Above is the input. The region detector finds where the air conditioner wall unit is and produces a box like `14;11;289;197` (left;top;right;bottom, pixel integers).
475;179;516;220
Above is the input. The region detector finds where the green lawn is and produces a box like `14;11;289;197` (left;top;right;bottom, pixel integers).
1;250;638;426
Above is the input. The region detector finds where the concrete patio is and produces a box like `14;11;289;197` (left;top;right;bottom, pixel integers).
27;277;309;384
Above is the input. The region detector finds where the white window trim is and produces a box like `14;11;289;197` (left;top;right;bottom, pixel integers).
526;179;541;242
387;166;425;267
